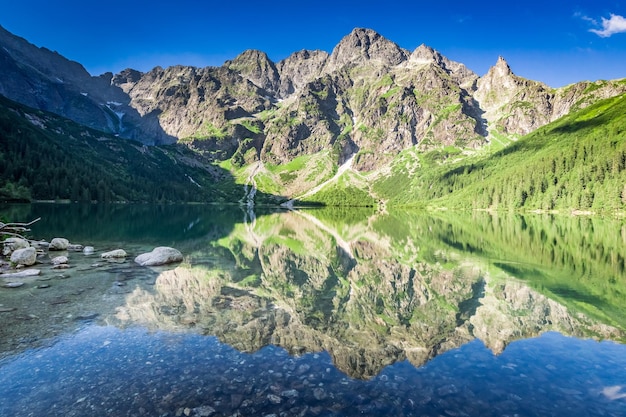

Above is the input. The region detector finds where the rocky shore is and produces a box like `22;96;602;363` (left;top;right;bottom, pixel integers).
0;232;184;359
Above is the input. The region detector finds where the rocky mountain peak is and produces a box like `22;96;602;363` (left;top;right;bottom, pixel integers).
406;43;477;88
227;49;280;95
475;55;517;98
2;23;626;164
228;49;274;69
325;27;409;72
111;68;144;93
492;56;512;77
410;44;441;64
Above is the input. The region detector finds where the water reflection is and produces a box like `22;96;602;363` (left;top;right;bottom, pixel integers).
2;206;626;416
109;209;625;380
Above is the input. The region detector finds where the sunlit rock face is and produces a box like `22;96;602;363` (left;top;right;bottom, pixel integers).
3;24;626;160
112;211;625;379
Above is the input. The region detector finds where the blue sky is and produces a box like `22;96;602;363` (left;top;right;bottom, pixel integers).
1;0;625;87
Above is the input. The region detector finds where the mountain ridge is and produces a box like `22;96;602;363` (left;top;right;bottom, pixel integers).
1;25;626;208
2;24;625;150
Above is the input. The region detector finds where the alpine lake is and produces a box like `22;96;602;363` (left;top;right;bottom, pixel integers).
1;203;626;417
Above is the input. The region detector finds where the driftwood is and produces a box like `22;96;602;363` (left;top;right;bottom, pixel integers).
0;217;41;240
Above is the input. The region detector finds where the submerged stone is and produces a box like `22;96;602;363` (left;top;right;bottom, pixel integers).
101;249;127;259
1;269;41;278
51;256;68;265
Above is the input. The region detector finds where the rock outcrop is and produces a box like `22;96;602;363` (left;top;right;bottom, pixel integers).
276;49;329;97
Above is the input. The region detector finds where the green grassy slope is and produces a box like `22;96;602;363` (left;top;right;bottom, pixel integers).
374;93;626;212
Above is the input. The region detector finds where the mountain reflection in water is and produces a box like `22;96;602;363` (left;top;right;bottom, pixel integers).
1;205;626;416
111;209;626;379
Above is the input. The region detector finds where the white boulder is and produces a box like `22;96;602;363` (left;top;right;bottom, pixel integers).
1;269;41;278
51;256;69;265
49;238;70;251
2;237;30;256
10;247;37;266
134;247;183;266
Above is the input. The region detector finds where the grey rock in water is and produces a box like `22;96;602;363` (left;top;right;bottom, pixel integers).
83;246;95;255
10;247;37;266
49;238;70;251
2;237;29;256
1;268;41;278
51;256;69;265
134;247;183;266
31;240;49;249
101;249;128;259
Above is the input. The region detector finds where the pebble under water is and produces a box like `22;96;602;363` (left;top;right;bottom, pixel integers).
0;326;625;417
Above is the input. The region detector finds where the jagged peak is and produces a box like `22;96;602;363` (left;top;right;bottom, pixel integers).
227;49;276;69
225;49;280;94
491;56;513;77
326;27;409;70
111;68;144;87
278;49;329;68
410;44;441;63
344;27;384;41
233;49;271;60
283;49;329;61
403;43;478;87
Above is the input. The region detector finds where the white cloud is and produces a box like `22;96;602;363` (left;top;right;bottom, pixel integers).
589;14;626;38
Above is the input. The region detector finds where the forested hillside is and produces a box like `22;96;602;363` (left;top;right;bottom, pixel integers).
374;93;626;212
0;95;243;203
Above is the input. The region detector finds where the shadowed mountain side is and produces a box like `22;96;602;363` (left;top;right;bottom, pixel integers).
110;209;625;379
0;26;176;145
0;94;289;205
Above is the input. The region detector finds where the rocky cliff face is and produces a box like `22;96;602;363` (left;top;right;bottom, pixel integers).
276;49;329;97
474;56;626;137
2;25;625;167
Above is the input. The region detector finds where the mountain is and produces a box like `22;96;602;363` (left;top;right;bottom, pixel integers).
1;25;626;208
